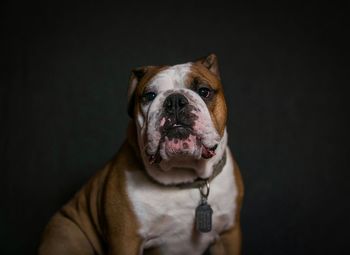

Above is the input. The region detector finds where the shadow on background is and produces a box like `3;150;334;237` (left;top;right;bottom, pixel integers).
1;1;348;254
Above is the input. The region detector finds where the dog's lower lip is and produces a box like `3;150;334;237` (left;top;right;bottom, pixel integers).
148;137;218;163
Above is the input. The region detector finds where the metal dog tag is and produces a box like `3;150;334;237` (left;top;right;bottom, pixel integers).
195;200;213;233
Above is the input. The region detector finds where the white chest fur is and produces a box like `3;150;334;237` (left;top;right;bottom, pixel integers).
126;149;238;255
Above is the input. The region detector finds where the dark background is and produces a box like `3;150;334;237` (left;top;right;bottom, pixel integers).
1;1;349;254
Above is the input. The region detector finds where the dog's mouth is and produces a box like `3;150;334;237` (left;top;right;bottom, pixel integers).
165;124;192;140
148;125;217;165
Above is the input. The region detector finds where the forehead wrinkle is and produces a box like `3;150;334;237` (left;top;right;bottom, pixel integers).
147;63;191;91
147;75;172;92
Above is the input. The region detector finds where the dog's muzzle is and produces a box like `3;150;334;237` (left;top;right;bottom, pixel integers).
147;93;218;165
162;93;194;140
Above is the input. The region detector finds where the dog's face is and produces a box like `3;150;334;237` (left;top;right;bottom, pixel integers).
128;54;227;184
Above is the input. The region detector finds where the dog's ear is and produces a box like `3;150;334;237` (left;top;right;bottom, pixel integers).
127;66;148;118
195;53;220;80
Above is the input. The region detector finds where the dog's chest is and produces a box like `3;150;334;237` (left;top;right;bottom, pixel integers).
125;158;237;255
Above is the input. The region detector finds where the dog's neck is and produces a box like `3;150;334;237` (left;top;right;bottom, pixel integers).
175;151;227;189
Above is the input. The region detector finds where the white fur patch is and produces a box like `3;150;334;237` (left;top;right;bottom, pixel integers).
126;148;237;255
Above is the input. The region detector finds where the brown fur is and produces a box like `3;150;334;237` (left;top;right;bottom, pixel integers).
187;62;227;137
209;154;244;255
38;136;144;255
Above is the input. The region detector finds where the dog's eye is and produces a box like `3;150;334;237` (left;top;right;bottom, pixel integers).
142;92;157;103
197;87;212;99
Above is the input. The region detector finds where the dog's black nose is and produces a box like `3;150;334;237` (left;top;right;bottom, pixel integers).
164;93;189;115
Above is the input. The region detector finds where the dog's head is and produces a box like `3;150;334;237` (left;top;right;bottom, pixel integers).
128;54;228;185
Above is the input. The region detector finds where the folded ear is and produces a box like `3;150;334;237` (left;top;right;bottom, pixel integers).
195;53;220;79
127;66;148;118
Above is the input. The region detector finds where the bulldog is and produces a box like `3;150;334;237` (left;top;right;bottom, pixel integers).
38;54;244;255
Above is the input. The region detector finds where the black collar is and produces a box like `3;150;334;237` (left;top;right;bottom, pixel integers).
175;151;227;189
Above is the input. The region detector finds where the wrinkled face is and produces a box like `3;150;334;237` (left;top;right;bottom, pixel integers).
128;55;227;184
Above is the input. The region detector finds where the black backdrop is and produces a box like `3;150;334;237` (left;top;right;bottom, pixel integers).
1;1;349;254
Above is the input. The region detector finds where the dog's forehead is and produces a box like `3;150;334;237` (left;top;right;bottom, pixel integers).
148;63;192;91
